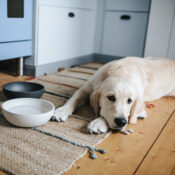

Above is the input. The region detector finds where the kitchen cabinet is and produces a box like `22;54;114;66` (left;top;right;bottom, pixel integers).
102;12;148;57
34;0;97;66
101;0;150;57
0;0;33;60
37;6;95;65
24;0;151;76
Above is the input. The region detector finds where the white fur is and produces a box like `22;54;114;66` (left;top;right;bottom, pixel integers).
87;117;109;134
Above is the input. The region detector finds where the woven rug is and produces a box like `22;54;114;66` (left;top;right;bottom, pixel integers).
0;63;110;175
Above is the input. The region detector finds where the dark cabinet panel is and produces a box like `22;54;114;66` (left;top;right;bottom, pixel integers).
7;0;24;18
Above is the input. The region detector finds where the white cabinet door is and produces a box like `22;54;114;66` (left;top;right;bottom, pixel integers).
37;6;95;65
102;11;148;57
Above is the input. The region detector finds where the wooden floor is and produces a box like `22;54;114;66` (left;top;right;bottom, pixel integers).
0;72;175;175
0;72;30;90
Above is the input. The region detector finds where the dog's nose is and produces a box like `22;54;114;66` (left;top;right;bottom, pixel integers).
114;118;127;127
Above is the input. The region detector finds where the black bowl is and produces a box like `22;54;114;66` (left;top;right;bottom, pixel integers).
2;82;45;99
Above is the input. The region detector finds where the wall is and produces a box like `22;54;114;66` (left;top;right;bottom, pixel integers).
168;8;175;60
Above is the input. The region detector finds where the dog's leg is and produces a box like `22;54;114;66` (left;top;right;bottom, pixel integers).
52;82;93;122
87;117;109;134
130;108;147;124
137;109;147;119
129;97;147;124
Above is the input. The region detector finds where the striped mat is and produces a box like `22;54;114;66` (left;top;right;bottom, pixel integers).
0;62;110;175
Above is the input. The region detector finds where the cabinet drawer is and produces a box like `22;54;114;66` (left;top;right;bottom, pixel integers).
39;0;96;10
37;6;95;65
102;12;148;57
105;0;150;12
0;41;32;60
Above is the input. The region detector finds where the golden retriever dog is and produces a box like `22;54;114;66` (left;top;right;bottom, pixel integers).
52;57;175;134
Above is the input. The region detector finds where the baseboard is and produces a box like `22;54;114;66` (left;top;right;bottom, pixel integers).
24;54;94;77
24;53;123;77
93;53;122;63
24;65;35;77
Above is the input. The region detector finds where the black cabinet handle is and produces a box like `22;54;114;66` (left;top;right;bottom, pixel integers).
120;15;131;20
68;12;75;18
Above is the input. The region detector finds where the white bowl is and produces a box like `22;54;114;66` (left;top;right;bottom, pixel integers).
2;98;55;127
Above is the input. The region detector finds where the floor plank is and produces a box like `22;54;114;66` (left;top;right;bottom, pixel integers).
65;97;175;175
135;111;175;175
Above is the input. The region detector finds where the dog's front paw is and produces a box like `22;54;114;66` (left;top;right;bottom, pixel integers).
129;117;137;124
137;109;147;119
87;117;109;134
129;109;147;124
52;106;71;122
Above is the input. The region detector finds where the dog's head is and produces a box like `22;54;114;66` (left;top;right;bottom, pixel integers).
90;77;142;130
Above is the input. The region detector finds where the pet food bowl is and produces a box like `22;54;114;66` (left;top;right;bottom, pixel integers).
2;98;55;127
2;82;44;99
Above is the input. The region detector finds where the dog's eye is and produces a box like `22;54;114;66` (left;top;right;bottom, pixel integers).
127;98;132;104
107;95;116;102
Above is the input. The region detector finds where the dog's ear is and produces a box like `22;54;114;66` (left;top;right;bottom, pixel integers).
129;96;145;124
90;88;101;116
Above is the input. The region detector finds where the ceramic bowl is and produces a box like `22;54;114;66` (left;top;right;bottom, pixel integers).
2;98;55;127
3;82;44;99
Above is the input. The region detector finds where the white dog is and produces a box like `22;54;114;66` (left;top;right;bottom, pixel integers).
52;57;175;134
